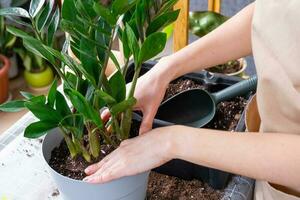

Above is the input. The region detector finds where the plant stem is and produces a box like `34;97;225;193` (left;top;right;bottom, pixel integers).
72;136;91;162
122;59;129;76
121;64;142;138
60;127;78;158
87;122;100;158
93;27;116;108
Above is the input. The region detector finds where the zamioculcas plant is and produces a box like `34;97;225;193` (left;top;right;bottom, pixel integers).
0;0;179;163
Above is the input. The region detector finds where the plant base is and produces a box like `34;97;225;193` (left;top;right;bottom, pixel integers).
42;129;149;200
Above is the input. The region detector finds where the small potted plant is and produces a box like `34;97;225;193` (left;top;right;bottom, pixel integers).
189;11;247;77
15;47;54;90
0;0;179;199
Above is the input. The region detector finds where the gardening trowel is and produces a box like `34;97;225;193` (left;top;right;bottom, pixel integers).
133;75;257;128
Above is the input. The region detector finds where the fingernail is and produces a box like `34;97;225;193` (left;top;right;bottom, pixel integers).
83;177;89;182
84;168;90;174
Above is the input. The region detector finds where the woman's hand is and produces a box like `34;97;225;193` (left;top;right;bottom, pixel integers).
83;126;179;184
102;57;176;134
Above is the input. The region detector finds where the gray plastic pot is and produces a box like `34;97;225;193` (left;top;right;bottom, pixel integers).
42;129;149;200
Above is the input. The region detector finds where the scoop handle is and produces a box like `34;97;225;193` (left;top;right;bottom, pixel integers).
212;75;257;104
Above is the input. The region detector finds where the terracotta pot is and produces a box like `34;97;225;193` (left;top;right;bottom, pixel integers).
0;54;11;104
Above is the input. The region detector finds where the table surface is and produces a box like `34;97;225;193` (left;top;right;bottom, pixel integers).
0;112;255;200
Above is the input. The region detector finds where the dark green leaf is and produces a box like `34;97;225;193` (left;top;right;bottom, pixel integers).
65;89;103;128
6;16;32;28
56;92;71;119
29;95;46;104
29;0;45;18
0;100;26;112
47;79;57;107
24;121;57;138
110;97;136;116
20;91;34;99
95;90;116;105
93;2;116;25
112;0;136;16
0;7;30;18
62;0;76;21
25;102;62;122
36;0;54;31
47;8;60;46
146;9;180;36
125;23;139;61
139;32;166;63
120;29;131;59
157;0;179;16
109;71;126;102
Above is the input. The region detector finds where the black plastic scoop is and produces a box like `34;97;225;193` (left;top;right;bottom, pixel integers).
133;75;257;128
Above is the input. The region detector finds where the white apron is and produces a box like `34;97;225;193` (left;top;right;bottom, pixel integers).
252;0;300;199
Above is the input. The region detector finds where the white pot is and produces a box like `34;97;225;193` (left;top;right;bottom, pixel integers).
42;128;149;200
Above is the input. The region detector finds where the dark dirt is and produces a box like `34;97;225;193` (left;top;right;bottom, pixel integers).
208;60;242;74
147;172;224;200
49;140;114;180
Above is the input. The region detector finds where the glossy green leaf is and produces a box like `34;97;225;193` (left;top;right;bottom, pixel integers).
56;92;72;121
0;100;26;112
29;95;46;104
93;2;116;25
36;0;54;31
110;97;136;116
6;26;32;39
62;0;76;21
120;29;131;59
112;0;136;16
109;71;126;102
157;0;179;16
29;0;45;18
139;32;166;63
47;79;57;107
47;8;60;46
65;89;103;128
125;23;139;61
146;9;180;36
0;7;30;18
24;121;57;138
20;91;34;99
95;90;116;105
25;102;62;122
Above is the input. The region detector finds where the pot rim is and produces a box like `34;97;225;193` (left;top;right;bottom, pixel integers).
206;58;247;76
41;130;149;185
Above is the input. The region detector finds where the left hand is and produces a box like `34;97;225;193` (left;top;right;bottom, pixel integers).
83;126;177;184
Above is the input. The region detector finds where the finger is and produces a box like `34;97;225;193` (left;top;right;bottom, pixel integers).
101;109;111;122
84;150;116;175
139;108;156;134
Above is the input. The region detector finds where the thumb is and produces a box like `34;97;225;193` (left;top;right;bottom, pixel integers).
139;109;156;134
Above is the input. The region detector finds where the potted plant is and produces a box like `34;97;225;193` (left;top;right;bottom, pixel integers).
0;54;11;104
15;47;54;89
0;0;179;199
189;11;247;77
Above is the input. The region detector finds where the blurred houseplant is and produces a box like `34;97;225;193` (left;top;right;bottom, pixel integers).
15;47;54;89
0;0;179;199
189;11;247;77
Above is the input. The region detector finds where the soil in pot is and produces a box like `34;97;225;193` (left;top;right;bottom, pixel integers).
49;139;115;180
147;171;224;200
207;60;242;74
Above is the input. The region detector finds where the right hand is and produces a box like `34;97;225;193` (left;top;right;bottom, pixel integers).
101;57;174;134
